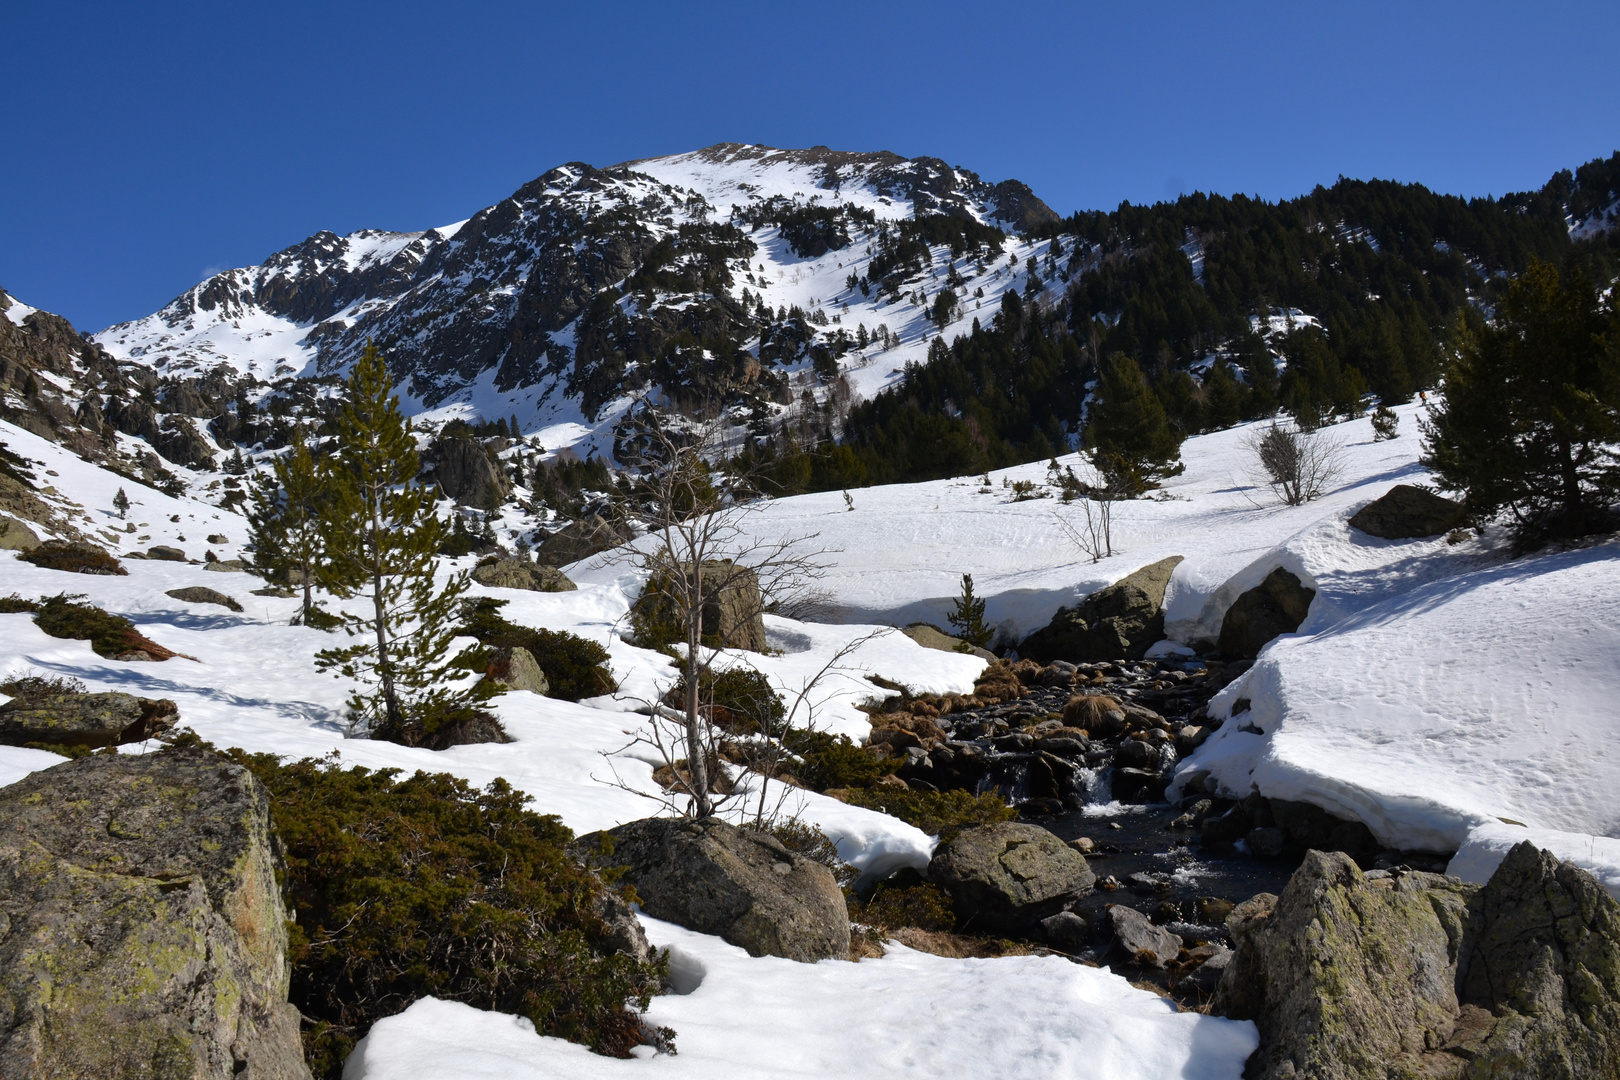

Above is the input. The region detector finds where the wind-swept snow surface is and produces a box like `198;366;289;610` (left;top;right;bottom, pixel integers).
344;918;1258;1080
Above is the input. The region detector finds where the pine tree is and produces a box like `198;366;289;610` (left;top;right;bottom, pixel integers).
246;428;351;624
112;487;130;519
1423;259;1620;550
947;573;993;648
1085;353;1186;496
1370;403;1400;441
316;344;474;741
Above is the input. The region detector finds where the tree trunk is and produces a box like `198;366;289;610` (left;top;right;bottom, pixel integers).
684;567;711;817
368;483;401;730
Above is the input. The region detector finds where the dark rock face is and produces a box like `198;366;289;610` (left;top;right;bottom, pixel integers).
1019;556;1183;663
0;692;179;748
154;413;219;469
0;749;311;1079
1348;484;1468;539
166;585;244;612
428;435;510;510
471;557;577;593
928;822;1095;934
577;816;849;962
1214;844;1620;1080
1216;567;1315;659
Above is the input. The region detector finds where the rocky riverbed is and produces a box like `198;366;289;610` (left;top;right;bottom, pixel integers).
858;653;1460;999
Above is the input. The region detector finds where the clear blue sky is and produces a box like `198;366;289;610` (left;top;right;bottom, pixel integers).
3;0;1617;332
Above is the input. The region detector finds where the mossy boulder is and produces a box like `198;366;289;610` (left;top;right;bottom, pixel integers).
1019;556;1183;663
1214;844;1620;1080
0;514;40;552
0;691;179;748
471;557;577;592
484;645;549;695
576;816;849;962
928;822;1095;934
901;623;996;661
535;514;631;566
0;748;311;1078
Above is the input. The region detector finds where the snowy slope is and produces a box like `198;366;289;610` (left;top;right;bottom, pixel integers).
345;918;1258;1080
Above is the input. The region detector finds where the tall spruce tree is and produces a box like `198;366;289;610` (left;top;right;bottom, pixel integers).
1085;353;1186;496
316;344;473;740
246;428;352;624
1423;258;1620;549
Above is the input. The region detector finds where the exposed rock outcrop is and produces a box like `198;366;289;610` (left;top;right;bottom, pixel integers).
471;557;577;592
427;435;510;510
1019;556;1183;663
1348;484;1467;539
0;748;311;1079
1214;844;1620;1080
1216;566;1315;659
0;691;179;748
928;822;1095;934
575;816;850;962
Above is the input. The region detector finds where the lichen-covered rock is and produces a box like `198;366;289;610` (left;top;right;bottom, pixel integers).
0;514;40;552
0;691;179;748
633;560;768;652
901;623;997;661
1107;904;1182;968
576;816;849;962
928;822;1094;934
1214;844;1620;1080
1348;484;1467;539
1019;556;1183;663
147;544;187;561
1216;566;1315;659
471;557;577;592
485;645;549;695
0;748;311;1079
166;585;245;612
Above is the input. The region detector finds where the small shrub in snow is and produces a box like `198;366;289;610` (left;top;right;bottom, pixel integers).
840;787;1017;839
1247;422;1345;506
852;880;956;933
0;670;87;701
1370;403;1400;441
455;597;616;702
30;593;178;659
21;539;127;576
786;730;898;791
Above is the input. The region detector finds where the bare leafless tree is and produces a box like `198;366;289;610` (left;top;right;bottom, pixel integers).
600;410;838;818
1246;421;1346;506
1054;493;1116;563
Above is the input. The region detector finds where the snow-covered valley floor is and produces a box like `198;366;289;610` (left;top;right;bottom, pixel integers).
2;394;1617;1076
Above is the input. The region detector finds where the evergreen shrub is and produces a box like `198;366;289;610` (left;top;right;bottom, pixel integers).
21;540;127;576
217;744;668;1078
